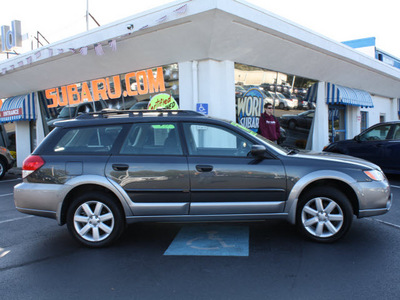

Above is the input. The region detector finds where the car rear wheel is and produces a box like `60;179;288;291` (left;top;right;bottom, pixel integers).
296;187;353;243
0;159;6;179
67;192;125;247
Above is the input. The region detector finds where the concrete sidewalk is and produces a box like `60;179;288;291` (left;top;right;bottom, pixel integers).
8;167;22;176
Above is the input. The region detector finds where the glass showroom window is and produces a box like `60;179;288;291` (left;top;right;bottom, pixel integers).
39;63;179;135
234;63;317;149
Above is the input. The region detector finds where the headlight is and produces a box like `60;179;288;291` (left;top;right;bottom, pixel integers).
364;169;385;181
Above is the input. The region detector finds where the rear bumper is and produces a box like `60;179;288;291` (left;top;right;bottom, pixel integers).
14;182;65;222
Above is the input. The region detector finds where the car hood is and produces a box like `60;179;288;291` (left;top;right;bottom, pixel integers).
292;150;380;170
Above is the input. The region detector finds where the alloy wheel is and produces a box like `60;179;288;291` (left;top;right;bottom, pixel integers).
301;197;344;238
73;201;115;242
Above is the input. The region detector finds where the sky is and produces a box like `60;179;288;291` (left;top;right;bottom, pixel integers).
1;0;400;57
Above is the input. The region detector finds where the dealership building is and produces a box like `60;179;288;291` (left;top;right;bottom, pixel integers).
1;0;400;166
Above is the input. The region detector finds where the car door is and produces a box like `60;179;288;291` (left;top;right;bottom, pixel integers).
348;123;392;167
304;111;314;129
381;123;400;172
182;122;287;215
105;122;190;215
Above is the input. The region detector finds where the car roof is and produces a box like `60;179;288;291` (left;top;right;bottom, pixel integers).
53;110;212;128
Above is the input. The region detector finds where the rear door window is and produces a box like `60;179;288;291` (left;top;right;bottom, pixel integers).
120;123;183;155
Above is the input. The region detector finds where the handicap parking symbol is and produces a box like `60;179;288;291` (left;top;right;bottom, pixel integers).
196;103;208;115
164;224;249;257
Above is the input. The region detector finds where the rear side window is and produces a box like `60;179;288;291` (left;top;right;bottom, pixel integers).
120;123;182;155
53;125;123;153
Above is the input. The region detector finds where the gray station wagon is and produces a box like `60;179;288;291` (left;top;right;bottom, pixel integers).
14;110;391;247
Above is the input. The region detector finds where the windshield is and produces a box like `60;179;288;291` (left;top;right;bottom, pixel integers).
230;121;289;155
58;106;78;118
276;93;286;100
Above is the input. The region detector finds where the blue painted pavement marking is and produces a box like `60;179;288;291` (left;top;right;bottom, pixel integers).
164;224;249;257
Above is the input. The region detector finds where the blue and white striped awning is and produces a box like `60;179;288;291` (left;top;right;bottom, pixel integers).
0;93;36;123
305;83;318;103
305;82;374;108
326;82;374;108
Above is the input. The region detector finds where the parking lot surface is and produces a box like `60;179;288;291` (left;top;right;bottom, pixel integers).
1;173;400;299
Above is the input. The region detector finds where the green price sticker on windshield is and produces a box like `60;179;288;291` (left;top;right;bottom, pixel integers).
148;93;179;110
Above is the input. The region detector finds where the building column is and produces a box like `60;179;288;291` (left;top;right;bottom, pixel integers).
346;106;361;138
35;92;46;148
311;82;329;151
179;59;235;121
15;121;31;167
390;98;399;121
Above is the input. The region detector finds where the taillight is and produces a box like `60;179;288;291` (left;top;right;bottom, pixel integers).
22;155;45;178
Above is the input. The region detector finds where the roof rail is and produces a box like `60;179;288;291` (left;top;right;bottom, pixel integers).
76;109;205;119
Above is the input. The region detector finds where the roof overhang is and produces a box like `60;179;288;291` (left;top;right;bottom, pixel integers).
1;0;400;99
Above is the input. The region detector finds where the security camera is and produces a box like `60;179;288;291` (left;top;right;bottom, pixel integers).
127;24;134;30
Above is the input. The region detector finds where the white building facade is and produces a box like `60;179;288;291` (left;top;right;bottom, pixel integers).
0;0;399;166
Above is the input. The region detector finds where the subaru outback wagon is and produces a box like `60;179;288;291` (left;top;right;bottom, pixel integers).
14;110;391;247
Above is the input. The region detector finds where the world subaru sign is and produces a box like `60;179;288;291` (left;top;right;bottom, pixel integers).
1;20;22;53
236;88;265;132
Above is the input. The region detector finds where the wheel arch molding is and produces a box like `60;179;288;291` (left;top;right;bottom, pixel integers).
58;176;131;225
285;170;360;224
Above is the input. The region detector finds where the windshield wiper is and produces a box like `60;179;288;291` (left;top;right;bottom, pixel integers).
285;147;299;155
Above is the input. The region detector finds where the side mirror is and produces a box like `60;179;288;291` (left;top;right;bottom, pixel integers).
250;145;267;157
354;135;361;142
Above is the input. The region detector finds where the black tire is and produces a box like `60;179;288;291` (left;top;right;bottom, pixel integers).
288;120;296;130
296;187;353;243
0;159;6;179
279;102;284;110
67;192;125;248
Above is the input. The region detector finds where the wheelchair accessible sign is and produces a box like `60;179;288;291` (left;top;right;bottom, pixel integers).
196;103;208;115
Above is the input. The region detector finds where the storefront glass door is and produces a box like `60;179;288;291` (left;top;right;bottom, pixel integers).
328;105;346;142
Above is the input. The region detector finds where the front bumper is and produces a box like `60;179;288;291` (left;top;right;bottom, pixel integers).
356;179;391;218
359;193;392;218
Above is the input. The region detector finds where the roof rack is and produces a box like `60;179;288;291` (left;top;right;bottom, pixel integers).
76;109;205;119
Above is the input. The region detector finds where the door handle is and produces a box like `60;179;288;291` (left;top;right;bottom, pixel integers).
112;164;129;171
196;165;213;172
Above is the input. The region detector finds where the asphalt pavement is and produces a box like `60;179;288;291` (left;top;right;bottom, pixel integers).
1;173;400;299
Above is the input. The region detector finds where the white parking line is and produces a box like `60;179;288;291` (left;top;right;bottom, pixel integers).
0;178;21;183
0;193;13;197
391;185;400;189
0;215;34;224
374;219;400;230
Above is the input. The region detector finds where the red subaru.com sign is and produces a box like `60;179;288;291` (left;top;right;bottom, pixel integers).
0;108;22;117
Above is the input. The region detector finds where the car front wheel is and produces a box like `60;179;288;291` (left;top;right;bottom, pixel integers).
67;192;125;247
296;187;353;243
